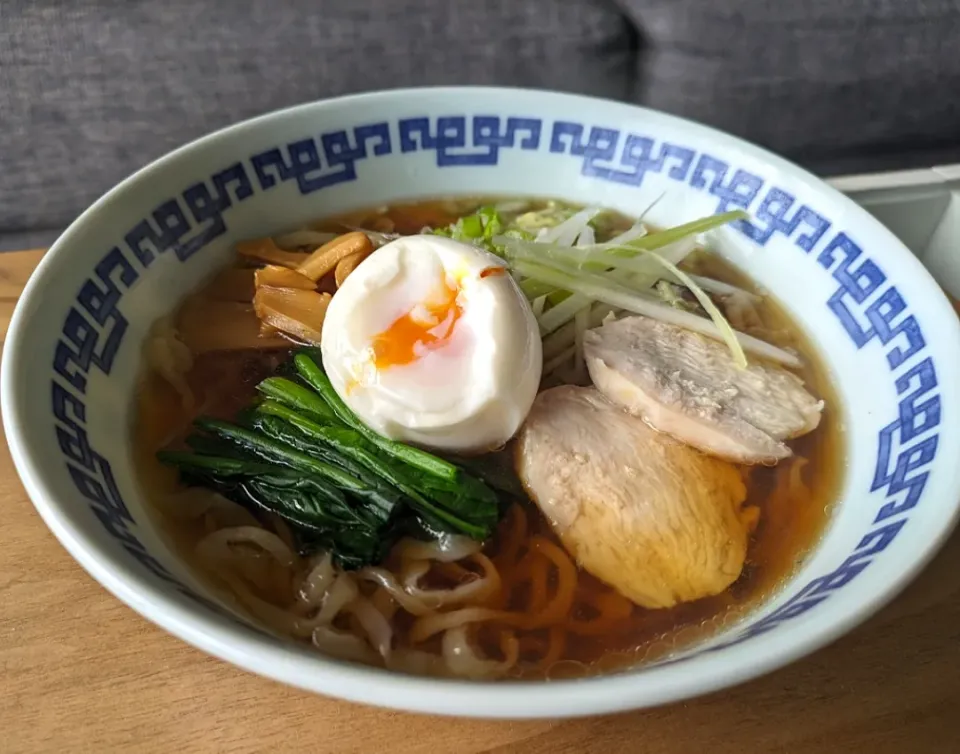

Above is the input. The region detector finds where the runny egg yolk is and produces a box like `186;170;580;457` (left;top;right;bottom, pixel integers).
370;265;505;370
321;235;543;453
370;273;463;369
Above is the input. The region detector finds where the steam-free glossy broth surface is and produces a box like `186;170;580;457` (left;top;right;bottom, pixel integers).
134;198;842;678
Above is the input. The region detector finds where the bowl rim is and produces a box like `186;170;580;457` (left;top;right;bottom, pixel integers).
4;85;960;719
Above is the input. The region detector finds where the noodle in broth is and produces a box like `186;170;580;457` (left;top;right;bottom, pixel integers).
134;198;842;680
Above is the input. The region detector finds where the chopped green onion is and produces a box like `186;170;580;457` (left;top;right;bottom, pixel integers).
459;213;484;238
477;206;503;236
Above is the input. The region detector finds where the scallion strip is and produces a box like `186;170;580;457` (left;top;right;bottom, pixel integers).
614;210;748;255
517;243;749;367
512;257;801;368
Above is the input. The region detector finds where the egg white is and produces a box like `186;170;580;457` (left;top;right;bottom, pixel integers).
321;234;542;453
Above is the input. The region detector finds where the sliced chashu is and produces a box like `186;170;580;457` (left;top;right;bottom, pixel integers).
515;386;756;609
583;315;823;465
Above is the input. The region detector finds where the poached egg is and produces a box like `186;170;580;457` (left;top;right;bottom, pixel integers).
321;234;542;453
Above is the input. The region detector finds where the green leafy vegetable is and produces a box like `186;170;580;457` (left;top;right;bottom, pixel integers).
293;353;460;481
159;352;507;568
256;377;334;421
252;404;491;538
159;449;390;567
432;206;528;257
193;417;368;493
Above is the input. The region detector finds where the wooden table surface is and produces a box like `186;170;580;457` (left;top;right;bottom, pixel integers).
2;249;959;754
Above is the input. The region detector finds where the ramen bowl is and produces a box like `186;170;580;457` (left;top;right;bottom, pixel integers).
4;87;960;718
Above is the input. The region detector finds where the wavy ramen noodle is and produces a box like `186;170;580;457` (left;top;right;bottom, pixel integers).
134;197;841;680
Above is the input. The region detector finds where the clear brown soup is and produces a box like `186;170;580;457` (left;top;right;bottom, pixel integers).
134;198;843;679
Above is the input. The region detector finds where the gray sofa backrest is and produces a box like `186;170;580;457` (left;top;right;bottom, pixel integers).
3;0;959;250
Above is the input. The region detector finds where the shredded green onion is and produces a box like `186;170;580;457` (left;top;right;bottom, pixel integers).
542;304;617;361
526;241;749;367
500;209;760;365
543;344;578;375
573;306;591;383
615;210;748;256
629;249;748;368
531;295;547;318
537;293;592;336
512;257;802;368
520;277;555;300
437;206;792;371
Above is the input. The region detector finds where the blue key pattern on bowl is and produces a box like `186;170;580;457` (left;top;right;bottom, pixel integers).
48;113;939;663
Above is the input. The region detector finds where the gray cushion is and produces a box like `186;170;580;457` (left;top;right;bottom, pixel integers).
0;0;634;248
622;0;960;173
2;0;960;249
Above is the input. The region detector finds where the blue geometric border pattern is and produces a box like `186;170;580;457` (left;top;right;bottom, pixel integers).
251;122;391;194
49;114;940;648
399;115;541;166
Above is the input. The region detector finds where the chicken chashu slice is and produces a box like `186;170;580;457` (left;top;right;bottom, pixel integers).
515;386;756;609
583;316;823;465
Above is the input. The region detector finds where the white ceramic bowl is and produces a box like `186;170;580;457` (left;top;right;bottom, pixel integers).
4;87;960;719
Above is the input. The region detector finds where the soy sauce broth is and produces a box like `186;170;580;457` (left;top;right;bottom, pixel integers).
133;197;843;678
